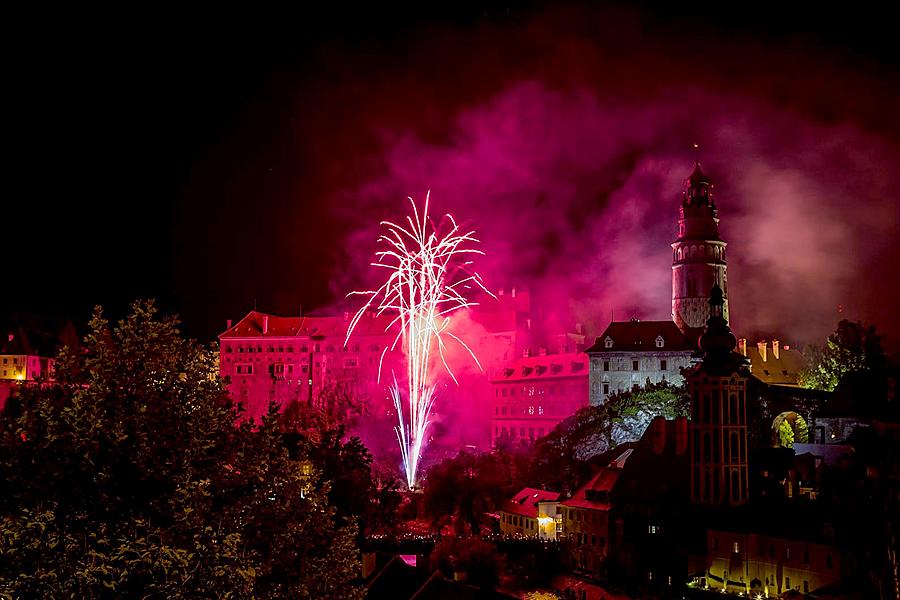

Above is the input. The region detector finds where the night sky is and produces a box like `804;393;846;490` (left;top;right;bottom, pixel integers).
6;2;900;354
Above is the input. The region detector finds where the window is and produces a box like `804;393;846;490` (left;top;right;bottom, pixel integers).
603;383;609;395
603;360;609;371
655;336;664;348
343;358;358;368
648;525;657;534
826;554;833;569
786;547;791;560
785;577;791;590
604;337;613;348
501;407;507;416
632;360;639;371
733;542;739;553
660;359;667;371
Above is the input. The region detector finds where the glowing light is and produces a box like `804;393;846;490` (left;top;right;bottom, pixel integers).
537;516;554;527
346;192;492;489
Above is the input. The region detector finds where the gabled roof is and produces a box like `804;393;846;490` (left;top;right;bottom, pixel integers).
219;311;395;340
561;447;633;510
490;352;587;383
584;320;691;353
501;487;561;518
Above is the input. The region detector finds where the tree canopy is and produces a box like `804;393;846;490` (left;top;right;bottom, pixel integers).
0;301;362;599
799;319;888;392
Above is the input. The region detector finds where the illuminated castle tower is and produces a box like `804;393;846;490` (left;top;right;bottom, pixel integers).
688;285;749;506
671;161;728;338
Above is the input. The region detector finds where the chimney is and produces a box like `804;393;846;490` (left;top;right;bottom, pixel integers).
772;340;780;360
757;340;767;362
738;338;747;356
262;315;269;335
226;319;233;330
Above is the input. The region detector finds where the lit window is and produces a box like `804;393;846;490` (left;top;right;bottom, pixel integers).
733;542;739;553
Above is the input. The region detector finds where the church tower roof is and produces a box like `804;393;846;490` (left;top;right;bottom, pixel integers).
683;160;716;209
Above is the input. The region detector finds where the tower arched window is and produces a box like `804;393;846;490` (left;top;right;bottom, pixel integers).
677;248;683;261
690;245;697;259
730;431;739;461
730;394;738;424
700;245;706;258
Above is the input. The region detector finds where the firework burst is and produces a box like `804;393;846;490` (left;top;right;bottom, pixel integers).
345;192;492;489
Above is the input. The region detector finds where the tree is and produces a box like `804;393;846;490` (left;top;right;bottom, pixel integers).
423;450;515;535
0;301;362;599
799;319;888;391
431;536;503;590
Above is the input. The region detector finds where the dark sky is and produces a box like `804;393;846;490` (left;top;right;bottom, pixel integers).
6;2;900;353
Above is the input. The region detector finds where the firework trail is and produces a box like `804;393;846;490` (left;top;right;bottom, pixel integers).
345;192;492;489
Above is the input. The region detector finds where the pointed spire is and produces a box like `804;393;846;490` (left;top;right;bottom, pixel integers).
698;283;736;357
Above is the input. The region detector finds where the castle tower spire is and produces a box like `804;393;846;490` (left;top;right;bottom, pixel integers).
671;158;729;339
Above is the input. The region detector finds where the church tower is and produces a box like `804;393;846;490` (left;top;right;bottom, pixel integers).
672;161;729;338
688;285;749;507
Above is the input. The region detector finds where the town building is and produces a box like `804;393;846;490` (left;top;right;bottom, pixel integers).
584;319;693;406
559;447;633;572
0;328;59;410
738;338;807;387
498;487;561;540
219;311;402;421
702;526;841;596
489;352;588;446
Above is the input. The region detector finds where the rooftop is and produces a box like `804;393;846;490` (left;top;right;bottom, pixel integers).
501;487;561;518
490;352;587;382
219;310;395;340
584;319;692;353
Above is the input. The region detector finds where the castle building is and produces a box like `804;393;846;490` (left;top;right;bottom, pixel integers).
672;162;729;340
688;285;750;507
489;351;588;446
584;319;693;406
219;311;401;421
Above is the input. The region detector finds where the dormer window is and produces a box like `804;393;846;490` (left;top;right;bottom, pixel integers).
656;336;664;348
604;336;613;349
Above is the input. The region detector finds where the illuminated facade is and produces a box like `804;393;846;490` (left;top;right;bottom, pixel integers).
672;162;729;337
0;333;53;382
584;319;693;406
688;286;750;507
219;311;401;421
703;530;840;596
489;352;588;446
498;487;561;540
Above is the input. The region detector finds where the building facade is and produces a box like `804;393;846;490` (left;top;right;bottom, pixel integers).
585;319;693;406
219;311;402;421
672;162;729;337
689;286;750;507
498;488;561;540
703;530;840;596
489;352;588;446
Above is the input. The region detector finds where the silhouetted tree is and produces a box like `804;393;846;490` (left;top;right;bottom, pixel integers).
0;301;362;599
800;319;888;391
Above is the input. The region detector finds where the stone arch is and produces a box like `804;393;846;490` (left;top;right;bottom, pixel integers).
772;411;809;448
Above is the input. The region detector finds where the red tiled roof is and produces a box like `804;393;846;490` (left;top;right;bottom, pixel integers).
219;311;395;340
561;448;633;510
490;352;587;383
584;320;691;353
501;487;561;518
